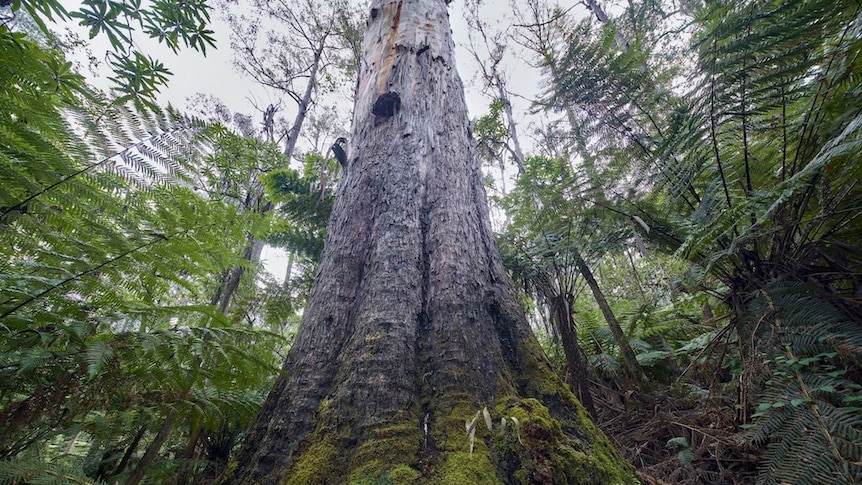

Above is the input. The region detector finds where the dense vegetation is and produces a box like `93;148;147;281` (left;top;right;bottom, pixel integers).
1;0;860;484
491;0;862;483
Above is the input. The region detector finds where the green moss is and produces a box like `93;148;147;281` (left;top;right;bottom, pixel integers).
490;397;639;485
351;423;422;472
257;330;636;485
420;393;504;484
364;330;387;352
285;437;339;485
215;458;238;484
516;336;565;397
389;465;420;482
438;451;502;485
348;463;420;485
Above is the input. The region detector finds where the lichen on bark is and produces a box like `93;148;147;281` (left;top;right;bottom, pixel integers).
220;0;639;483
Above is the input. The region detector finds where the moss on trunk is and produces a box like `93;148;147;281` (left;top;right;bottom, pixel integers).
227;333;637;484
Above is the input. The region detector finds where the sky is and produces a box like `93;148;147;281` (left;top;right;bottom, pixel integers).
52;0;573;283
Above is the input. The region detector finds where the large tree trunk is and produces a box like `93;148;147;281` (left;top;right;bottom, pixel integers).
224;1;637;483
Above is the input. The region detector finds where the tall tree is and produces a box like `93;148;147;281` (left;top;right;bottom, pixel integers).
223;1;636;483
224;0;358;161
464;0;527;176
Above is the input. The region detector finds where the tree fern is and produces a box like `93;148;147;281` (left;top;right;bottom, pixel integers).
0;22;288;482
538;0;862;480
734;279;862;484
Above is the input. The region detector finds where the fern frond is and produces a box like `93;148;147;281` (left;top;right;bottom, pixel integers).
0;455;99;485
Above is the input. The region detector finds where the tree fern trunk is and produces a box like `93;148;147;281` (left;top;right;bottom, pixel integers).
551;293;596;416
574;252;643;384
125;408;176;485
102;424;147;482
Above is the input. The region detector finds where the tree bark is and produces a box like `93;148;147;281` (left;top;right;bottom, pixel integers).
550;293;596;417
283;34;328;161
224;1;637;483
174;424;201;485
497;82;527;175
110;424;147;480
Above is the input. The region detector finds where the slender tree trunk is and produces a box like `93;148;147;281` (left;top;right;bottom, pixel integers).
224;2;637;483
550;294;596;416
574;252;643;383
214;231;266;314
496;82;526;175
110;424;148;480
283;35;328;161
125;409;176;485
282;250;295;289
174;424;201;485
465;12;525;176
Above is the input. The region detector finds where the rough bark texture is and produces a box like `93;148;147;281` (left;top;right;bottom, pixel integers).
224;1;638;483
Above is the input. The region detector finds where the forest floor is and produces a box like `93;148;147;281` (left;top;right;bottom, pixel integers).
596;387;761;485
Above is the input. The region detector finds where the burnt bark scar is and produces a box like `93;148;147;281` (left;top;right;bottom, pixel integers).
372;92;401;117
377;1;404;94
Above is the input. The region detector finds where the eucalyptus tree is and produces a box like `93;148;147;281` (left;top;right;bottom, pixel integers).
222;0;361;161
464;0;527;177
221;1;637;483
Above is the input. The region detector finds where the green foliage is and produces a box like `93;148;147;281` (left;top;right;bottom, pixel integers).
474;99;509;165
1;0;69;37
3;0;216;108
0;25;285;482
739;281;862;484
535;0;862;481
666;437;694;469
0;454;97;485
263;151;335;262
